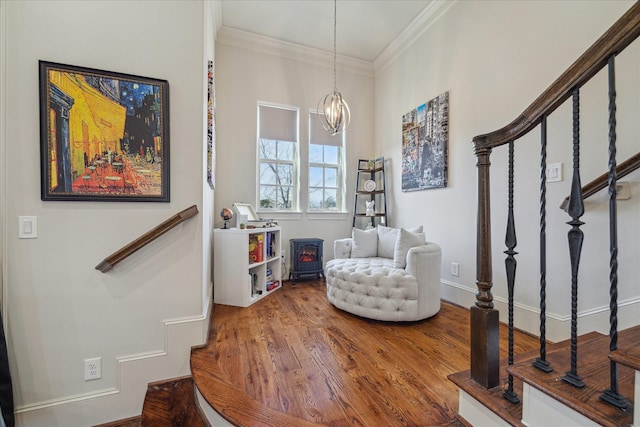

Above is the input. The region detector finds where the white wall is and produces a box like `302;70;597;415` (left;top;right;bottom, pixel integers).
375;0;640;341
1;1;214;425
214;32;374;269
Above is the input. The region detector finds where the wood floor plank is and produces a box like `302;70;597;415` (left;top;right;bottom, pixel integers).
140;376;208;427
508;326;638;427
93;416;140;427
192;281;539;426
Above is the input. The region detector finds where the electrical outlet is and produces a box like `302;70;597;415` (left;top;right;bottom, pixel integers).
451;262;459;277
84;357;101;381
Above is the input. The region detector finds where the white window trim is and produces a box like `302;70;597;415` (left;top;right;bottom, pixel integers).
306;211;349;220
308;109;347;214
256;102;300;212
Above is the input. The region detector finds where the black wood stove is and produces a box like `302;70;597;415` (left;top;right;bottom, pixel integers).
289;238;325;284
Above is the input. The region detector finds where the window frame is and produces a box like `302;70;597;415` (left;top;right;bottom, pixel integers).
308;110;346;213
256;103;300;213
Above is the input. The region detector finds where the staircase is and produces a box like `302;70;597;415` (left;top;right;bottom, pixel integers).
454;2;640;426
450;326;640;426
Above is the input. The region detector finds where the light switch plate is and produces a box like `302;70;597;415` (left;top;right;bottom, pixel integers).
546;163;563;183
19;216;38;239
616;181;631;200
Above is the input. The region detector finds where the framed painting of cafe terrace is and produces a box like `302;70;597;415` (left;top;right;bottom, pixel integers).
39;61;170;202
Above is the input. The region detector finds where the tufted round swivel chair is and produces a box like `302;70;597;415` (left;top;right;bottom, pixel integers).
325;239;441;321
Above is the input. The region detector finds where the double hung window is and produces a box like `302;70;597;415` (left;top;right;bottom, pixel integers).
257;104;298;210
308;112;344;212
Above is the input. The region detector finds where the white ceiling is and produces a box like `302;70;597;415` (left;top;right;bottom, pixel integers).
219;0;435;63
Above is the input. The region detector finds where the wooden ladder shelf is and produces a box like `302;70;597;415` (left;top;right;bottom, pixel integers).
353;157;388;229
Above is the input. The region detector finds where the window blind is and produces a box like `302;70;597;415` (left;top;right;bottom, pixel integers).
259;105;298;142
310;112;343;146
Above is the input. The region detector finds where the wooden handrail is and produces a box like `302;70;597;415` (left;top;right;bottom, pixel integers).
560;152;640;211
95;205;199;273
470;3;640;390
473;2;640;153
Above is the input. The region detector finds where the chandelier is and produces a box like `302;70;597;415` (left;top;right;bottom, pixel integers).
318;0;350;136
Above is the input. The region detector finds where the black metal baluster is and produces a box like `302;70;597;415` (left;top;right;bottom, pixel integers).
534;116;553;373
599;54;630;410
562;88;586;388
503;140;519;404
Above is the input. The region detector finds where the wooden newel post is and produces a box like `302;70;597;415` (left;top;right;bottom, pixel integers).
471;146;500;388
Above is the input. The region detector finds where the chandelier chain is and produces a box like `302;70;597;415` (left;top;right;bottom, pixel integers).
317;0;350;135
333;0;337;93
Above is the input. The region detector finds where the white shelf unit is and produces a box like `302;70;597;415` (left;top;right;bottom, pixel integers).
213;226;281;307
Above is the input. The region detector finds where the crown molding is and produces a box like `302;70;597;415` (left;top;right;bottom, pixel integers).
216;26;374;78
215;0;456;79
374;0;458;75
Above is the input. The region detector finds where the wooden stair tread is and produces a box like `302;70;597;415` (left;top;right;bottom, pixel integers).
95;376;208;427
450;328;639;427
140;376;208;427
610;338;640;371
449;367;526;427
508;325;639;427
448;334;581;426
191;370;327;427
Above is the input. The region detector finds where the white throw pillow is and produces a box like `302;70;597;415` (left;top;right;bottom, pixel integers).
393;228;426;268
377;226;399;259
377;225;424;259
351;227;378;258
409;225;424;234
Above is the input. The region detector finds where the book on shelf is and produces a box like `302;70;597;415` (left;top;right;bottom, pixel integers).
251;273;261;296
266;232;272;258
266;280;279;292
271;232;277;258
248;234;264;263
257;234;264;261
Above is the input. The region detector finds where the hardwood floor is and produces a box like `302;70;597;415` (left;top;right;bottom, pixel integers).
191;280;540;426
140;376;209;427
93;377;207;427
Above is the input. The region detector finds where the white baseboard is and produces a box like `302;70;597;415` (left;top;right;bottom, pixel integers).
15;307;210;427
441;280;640;343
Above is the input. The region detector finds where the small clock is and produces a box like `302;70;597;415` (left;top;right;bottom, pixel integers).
363;180;376;192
